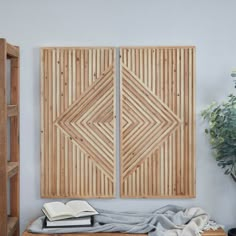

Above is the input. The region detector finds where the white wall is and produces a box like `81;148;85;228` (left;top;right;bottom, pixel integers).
1;0;236;234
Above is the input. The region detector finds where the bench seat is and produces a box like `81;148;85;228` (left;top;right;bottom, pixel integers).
23;229;226;236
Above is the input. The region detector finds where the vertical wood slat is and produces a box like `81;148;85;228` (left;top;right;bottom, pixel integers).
192;48;196;196
120;46;195;198
60;50;65;195
52;50;56;196
184;48;189;195
48;50;53;196
41;47;115;198
176;48;181;195
180;48;184;194
10;56;20;236
64;51;69;196
56;49;60;196
0;38;8;236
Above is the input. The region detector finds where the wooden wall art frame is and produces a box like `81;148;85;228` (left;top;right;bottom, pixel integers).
41;47;116;198
120;47;196;198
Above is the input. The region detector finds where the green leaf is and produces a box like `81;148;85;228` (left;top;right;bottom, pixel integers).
202;91;236;176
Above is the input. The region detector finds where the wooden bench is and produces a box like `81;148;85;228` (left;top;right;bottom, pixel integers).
23;229;227;236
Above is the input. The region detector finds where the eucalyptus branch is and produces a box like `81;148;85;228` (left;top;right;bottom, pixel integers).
202;91;236;180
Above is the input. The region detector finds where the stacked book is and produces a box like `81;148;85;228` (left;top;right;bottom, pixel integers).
42;200;98;228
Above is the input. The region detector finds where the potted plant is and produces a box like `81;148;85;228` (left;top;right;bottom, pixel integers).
201;84;236;182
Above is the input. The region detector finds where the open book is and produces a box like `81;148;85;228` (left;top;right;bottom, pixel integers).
42;200;98;221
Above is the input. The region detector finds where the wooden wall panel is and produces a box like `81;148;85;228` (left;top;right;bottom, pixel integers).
41;48;116;198
120;47;195;198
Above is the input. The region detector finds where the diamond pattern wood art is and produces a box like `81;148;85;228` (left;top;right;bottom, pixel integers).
41;48;115;198
120;47;195;198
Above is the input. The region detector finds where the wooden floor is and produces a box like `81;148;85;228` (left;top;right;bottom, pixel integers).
23;229;226;236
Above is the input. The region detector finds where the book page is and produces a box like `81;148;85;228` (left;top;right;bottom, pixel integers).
43;202;73;218
66;200;98;217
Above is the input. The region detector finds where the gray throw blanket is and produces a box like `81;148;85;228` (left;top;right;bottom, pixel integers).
28;205;211;236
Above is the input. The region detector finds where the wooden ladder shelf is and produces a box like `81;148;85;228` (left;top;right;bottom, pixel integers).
0;38;20;236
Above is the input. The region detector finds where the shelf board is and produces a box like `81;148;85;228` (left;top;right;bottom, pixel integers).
7;216;18;236
7;105;18;117
202;228;226;236
7;162;19;178
6;43;19;59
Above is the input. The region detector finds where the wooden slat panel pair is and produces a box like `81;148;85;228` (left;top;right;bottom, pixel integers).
41;46;195;198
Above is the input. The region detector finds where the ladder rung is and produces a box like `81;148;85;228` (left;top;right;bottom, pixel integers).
7;162;19;178
7;105;18;117
7;217;18;236
7;43;19;58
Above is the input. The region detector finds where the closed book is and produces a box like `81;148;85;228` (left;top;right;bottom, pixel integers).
43;216;93;228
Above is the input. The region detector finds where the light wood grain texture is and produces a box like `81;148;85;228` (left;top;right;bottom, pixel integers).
202;229;226;236
120;47;195;198
7;105;18;117
7;217;18;236
0;38;20;236
41;47;116;198
22;229;226;236
7;162;19;178
7;43;19;58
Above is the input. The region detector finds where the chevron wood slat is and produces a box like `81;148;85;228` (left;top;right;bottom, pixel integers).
41;47;115;198
120;47;195;198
